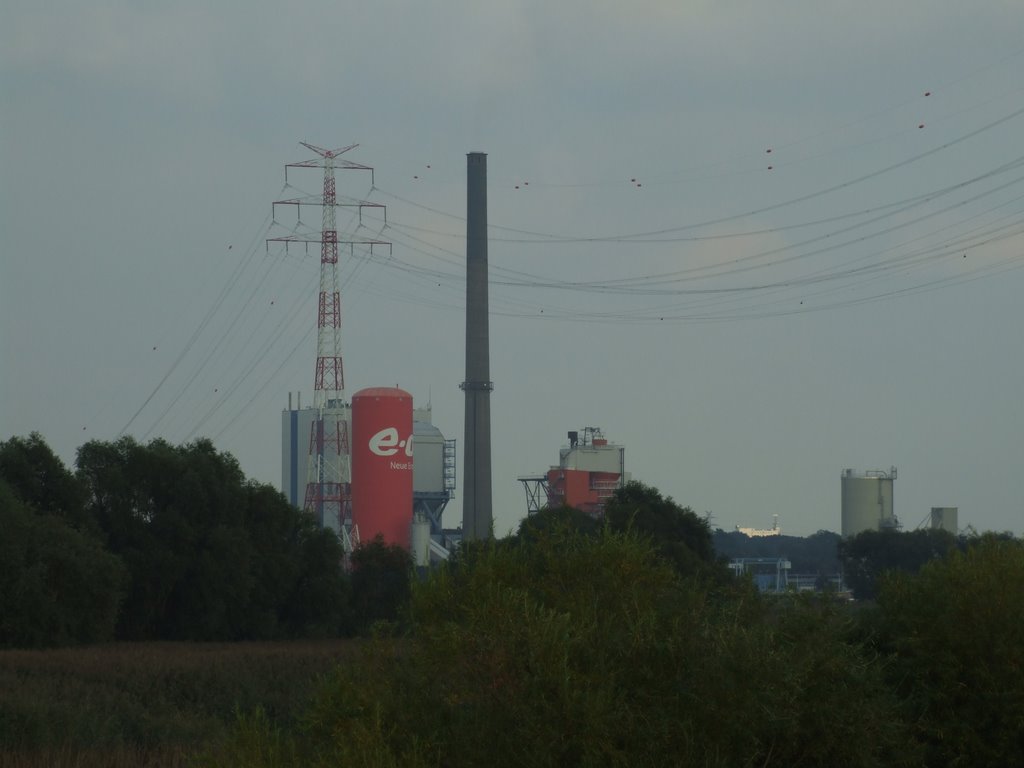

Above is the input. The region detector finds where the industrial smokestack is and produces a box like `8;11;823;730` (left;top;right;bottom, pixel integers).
461;152;493;541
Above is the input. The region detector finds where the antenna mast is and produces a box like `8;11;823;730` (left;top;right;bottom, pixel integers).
268;143;390;533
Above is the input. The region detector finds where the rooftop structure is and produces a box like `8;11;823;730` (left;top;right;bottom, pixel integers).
520;427;628;517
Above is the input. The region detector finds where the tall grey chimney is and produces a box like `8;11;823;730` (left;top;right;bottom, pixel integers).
461;152;493;540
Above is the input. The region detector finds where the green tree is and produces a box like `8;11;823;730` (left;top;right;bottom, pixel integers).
76;436;352;640
78;437;201;639
839;528;957;599
604;480;719;578
872;535;1024;767
515;503;602;543
0;479;126;647
222;527;912;767
243;482;308;638
349;535;412;631
279;524;352;638
713;529;842;587
0;432;94;533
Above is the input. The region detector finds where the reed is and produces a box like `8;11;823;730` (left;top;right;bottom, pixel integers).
0;640;361;766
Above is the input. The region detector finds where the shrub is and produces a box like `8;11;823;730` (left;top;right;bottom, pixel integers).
243;528;913;767
874;535;1024;767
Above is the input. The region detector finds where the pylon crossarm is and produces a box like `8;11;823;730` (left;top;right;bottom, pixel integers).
266;235;391;246
299;142;358;158
272;197;383;208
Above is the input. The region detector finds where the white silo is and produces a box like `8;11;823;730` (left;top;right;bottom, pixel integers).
841;468;897;537
930;507;958;533
410;511;432;567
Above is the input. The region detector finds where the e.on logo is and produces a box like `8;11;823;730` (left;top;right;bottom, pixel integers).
368;427;414;458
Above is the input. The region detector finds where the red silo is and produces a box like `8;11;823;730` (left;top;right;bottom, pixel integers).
351;387;414;549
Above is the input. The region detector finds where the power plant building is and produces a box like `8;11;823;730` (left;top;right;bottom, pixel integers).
520;427;628;516
281;394;349;533
271;145;459;563
840;467;898;537
412;419;457;535
281;394;455;550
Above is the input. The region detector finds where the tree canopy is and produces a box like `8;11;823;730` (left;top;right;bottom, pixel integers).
870;535;1024;767
603;480;721;578
0;432;93;533
714;529;841;580
0;433;358;646
0;477;126;647
514;503;603;543
839;527;958;599
219;527;916;767
348;535;413;629
6;437;1023;767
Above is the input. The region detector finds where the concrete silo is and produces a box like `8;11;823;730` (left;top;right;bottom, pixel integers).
930;507;958;533
841;467;898;537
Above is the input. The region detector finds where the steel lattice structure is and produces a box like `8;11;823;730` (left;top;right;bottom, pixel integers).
268;143;389;533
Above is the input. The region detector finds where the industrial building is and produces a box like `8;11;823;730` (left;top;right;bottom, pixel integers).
728;557;792;593
519;427;628;516
261;144;496;568
735;515;781;537
930;506;959;533
840;467;898;537
282;393;456;560
273;146;489;565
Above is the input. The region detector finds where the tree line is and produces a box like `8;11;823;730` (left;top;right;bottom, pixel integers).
0;433;409;647
4;433;1023;765
714;524;995;600
208;495;1024;768
713;528;842;582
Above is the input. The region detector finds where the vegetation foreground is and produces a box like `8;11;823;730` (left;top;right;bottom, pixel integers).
3;433;1023;766
0;640;360;767
209;530;1024;768
6;529;1020;767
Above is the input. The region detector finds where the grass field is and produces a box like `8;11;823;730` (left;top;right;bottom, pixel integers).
0;641;360;767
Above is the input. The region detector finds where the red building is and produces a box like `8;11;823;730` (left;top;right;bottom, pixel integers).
520;427;628;517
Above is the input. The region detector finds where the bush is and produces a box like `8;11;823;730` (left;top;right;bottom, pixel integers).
874;535;1024;767
221;528;912;767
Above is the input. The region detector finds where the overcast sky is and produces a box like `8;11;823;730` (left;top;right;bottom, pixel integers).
3;1;1023;538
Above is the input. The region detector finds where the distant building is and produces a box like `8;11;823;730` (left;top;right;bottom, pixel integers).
841;467;898;537
728;557;791;593
930;506;958;533
519;427;628;516
281;394;455;558
735;514;781;537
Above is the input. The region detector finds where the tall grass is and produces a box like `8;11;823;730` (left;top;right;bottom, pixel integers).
0;641;360;767
0;744;192;768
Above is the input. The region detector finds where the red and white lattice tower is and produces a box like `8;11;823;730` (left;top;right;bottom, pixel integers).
268;143;389;533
